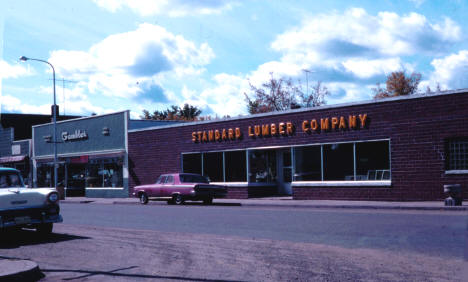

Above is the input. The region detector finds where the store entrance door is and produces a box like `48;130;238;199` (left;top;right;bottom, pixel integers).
276;149;292;195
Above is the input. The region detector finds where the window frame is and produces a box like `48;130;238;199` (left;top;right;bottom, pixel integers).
445;138;468;174
180;139;391;186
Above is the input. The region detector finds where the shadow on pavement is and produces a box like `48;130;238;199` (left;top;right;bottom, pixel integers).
0;229;89;249
42;266;246;281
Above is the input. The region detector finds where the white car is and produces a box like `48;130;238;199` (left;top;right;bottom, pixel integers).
0;167;63;235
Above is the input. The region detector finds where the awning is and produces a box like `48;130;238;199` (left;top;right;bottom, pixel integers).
0;155;28;164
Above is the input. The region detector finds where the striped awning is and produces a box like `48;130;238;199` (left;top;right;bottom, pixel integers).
0;155;27;163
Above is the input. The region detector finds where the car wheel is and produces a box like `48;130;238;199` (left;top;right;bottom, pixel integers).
203;197;213;205
139;193;149;205
173;194;184;205
37;223;53;235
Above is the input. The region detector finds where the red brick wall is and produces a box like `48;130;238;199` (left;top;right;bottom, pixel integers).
128;91;468;201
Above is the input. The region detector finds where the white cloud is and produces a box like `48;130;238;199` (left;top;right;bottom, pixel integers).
48;24;214;100
197;8;464;117
0;60;32;79
92;0;234;17
272;8;460;59
428;50;468;90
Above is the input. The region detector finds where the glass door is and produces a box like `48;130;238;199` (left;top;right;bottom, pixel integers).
276;148;292;195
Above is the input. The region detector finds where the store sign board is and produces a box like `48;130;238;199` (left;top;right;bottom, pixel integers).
62;130;88;142
192;114;368;143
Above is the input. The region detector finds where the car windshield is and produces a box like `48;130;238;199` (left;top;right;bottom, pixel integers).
180;174;209;184
0;171;25;188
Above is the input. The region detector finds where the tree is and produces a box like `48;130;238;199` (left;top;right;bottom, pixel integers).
373;71;421;99
299;81;329;108
244;72;328;114
179;103;202;120
140;104;202;121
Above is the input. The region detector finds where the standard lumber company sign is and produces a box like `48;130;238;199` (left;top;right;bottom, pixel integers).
191;114;368;143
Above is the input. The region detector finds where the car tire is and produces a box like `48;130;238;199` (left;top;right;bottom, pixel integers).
139;193;149;205
173;194;184;205
37;223;53;235
203;197;213;205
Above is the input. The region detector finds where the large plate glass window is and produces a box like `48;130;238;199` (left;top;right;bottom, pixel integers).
86;157;123;188
182;153;202;174
323;143;354;180
225;150;246;182
356;141;390;180
249;149;276;183
294;146;321;181
203;152;223;182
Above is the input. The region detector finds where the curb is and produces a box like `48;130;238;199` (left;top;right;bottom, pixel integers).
0;259;43;282
61;199;468;211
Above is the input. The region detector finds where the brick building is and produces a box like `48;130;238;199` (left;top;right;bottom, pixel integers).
128;89;468;201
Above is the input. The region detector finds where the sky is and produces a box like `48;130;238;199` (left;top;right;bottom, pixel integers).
1;0;468;119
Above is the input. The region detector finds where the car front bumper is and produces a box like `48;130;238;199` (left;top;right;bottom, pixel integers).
0;205;63;228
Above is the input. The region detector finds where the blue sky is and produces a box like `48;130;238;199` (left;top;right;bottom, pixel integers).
1;0;468;119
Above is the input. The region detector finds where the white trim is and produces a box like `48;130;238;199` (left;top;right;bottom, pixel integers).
32;110;129;129
210;182;277;187
33;149;126;160
445;170;468;175
292;181;391;187
129;89;468;133
85;187;124;190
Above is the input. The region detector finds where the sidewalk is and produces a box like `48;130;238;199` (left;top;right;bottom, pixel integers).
0;259;42;282
61;196;468;211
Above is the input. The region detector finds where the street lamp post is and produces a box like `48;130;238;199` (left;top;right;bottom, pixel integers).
20;56;58;189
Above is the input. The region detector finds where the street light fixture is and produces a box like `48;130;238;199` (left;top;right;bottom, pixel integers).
20;56;58;189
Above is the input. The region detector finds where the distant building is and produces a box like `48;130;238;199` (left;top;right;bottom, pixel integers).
0;113;80;185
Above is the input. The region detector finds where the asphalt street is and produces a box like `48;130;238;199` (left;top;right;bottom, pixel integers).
60;203;468;259
1;203;467;281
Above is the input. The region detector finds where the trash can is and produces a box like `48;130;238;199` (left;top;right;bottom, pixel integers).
444;184;462;206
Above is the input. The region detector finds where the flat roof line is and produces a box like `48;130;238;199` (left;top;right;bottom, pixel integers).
128;88;468;133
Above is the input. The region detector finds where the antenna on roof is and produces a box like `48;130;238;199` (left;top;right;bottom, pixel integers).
50;77;78;115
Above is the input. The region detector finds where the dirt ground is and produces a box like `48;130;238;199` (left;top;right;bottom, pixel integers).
0;224;465;281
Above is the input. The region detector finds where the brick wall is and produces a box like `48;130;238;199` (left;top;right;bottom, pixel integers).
128;91;468;201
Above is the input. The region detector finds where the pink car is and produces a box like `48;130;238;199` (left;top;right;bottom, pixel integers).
133;173;227;205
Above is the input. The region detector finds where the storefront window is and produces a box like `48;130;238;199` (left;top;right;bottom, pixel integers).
294;146;321;181
225;150;246;182
182;153;202;174
249;149;276;183
203;152;223;182
323;143;354;180
36;163;65;188
356;141;390;180
86;157;123;188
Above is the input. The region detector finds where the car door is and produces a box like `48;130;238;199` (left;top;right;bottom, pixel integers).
161;175;174;196
148;175;165;197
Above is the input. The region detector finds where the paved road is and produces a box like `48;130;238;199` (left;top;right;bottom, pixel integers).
1;203;466;281
60;203;468;259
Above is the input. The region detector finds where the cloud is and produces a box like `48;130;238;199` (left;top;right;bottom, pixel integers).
0;60;32;79
272;8;460;59
197;8;464;117
428;50;468;90
92;0;235;17
48;24;214;101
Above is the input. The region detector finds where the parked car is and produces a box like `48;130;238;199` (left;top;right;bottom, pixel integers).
0;167;63;235
133;173;227;205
